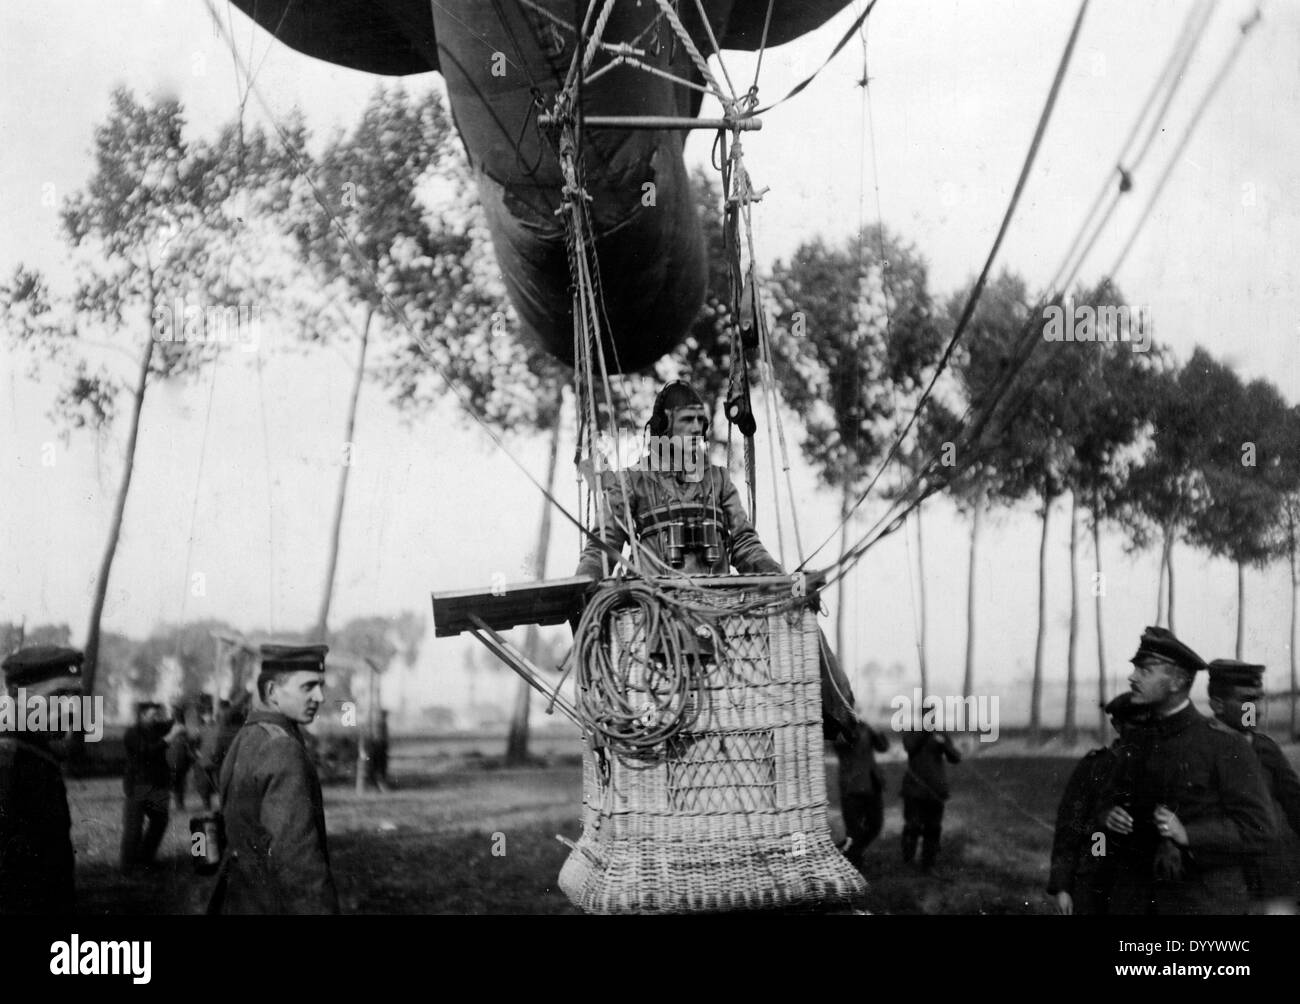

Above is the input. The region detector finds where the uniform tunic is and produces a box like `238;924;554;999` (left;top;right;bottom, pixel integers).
1100;703;1276;915
1244;731;1300;902
576;463;781;578
217;710;339;915
1048;744;1123;914
0;735;75;914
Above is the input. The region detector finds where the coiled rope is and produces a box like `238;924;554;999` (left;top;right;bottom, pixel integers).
571;580;729;759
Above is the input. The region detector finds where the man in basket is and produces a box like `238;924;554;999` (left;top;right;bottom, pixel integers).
574;380;860;746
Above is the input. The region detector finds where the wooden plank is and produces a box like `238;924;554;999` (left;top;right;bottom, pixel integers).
431;570;826;638
432;576;594;637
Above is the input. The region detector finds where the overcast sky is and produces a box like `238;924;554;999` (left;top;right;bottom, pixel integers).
2;0;1297;720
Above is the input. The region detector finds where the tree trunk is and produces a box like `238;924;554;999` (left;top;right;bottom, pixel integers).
312;308;374;643
836;484;852;664
1290;548;1297;740
82;327;155;704
915;502;929;693
1166;529;1177;635
1156;530;1170;626
1235;559;1245;660
1064;493;1080;746
1030;493;1052;743
1093;509;1108;742
962;493;982;700
505;413;562;766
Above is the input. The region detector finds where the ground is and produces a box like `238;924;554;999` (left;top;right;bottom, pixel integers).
67;747;1166;915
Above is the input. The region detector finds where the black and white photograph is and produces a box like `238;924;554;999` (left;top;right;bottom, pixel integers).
2;0;1297;980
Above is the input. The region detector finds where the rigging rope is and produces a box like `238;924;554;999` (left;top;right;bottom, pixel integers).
797;0;1093;573
204;0;643;583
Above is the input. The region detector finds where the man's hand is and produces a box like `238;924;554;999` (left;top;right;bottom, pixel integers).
1104;805;1134;835
1154;805;1188;847
1054;891;1074;915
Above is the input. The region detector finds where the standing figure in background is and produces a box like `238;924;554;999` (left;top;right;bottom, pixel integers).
1207;659;1300;914
901;727;962;872
167;702;194;812
365;710;392;792
834;715;889;868
121;702;184;872
0;646;83;915
191;701;221;812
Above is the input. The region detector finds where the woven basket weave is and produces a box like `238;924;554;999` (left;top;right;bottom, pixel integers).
558;578;866;913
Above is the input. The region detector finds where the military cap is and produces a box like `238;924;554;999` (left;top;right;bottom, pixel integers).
1;645;84;687
259;643;328;673
1206;659;1264;689
1128;626;1206;675
1102;691;1148;722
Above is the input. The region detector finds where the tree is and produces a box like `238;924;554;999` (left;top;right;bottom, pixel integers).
1;90;274;710
767;225;944;660
939;272;1035;700
1186;374;1295;659
1274;406;1300;737
283;85;467;643
1115;349;1225;635
1051;285;1160;739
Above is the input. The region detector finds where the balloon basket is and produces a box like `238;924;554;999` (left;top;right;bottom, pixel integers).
558;576;865;914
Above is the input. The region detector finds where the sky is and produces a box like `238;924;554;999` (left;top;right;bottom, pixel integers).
1;0;1297;723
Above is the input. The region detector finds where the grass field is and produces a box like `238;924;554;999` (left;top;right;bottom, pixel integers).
64;749;1123;915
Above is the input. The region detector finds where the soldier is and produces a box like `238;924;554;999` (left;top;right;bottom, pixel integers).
1099;627;1276;916
1207;659;1300;913
900;726;961;871
833;715;890;868
121;702;184;872
213;644;339;915
1047;692;1150;915
0;645;82;915
574;380;859;743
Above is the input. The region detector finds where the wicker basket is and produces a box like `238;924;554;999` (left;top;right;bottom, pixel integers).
558;576;866;913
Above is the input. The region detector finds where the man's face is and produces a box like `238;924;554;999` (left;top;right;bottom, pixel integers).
1128;657;1184;706
668;405;707;441
268;670;326;724
1209;684;1262;732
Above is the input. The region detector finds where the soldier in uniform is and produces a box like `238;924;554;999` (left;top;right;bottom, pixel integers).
213;644;339;915
900;726;961;871
1206;659;1300;913
1099;627;1276;916
833;715;890;868
1047;692;1149;915
120;702;184;872
0;645;82;915
574;380;859;742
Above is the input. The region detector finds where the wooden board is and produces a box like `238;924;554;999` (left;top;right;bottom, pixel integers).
432;576;595;637
431;570;826;638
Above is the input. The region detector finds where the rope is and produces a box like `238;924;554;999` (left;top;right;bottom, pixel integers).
203;0;639;582
571;580;722;759
754;0;880;115
797;0;1093;572
652;0;732;106
1105;5;1263;279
